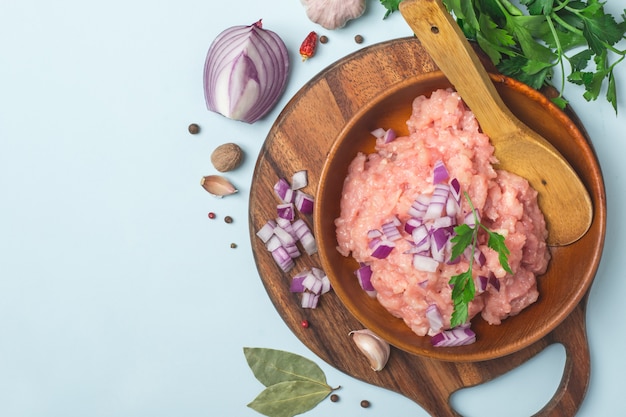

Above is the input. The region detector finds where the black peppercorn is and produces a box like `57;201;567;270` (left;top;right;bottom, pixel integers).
360;399;370;408
188;123;200;134
224;215;233;224
354;34;364;44
319;35;328;44
330;394;339;402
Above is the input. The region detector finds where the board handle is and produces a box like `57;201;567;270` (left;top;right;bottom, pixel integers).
415;297;591;417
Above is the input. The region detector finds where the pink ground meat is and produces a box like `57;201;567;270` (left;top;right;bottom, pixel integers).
335;89;550;337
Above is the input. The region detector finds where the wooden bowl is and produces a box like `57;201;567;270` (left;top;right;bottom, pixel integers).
314;71;606;362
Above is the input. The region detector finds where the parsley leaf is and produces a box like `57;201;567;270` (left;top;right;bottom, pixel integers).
448;194;511;328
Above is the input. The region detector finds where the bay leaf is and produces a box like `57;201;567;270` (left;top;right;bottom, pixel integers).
244;347;328;387
247;380;331;417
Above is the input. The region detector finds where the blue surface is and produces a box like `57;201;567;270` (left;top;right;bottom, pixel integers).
1;1;624;416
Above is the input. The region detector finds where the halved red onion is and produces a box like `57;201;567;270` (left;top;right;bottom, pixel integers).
204;20;289;124
431;325;476;347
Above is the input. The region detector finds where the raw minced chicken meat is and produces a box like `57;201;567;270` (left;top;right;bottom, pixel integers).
335;89;551;337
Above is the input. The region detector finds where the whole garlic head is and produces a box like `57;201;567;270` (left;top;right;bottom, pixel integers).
300;0;366;30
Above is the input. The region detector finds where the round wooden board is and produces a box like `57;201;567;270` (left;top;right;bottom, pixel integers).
249;37;599;417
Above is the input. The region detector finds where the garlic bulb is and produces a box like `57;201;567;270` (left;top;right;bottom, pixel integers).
349;329;391;371
300;0;366;30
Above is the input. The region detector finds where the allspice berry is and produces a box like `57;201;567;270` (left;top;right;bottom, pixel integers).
211;143;243;172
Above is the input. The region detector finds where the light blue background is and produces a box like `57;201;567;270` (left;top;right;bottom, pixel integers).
1;1;624;416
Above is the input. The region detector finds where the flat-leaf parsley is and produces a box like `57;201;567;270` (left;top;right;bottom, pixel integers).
380;0;626;112
448;193;512;328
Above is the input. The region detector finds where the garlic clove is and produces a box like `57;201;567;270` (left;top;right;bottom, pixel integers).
301;0;366;30
349;329;391;371
201;175;238;197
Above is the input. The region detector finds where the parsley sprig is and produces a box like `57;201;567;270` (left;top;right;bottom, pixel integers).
448;193;512;328
380;0;626;111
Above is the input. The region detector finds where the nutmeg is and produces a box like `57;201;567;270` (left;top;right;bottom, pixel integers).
211;143;243;172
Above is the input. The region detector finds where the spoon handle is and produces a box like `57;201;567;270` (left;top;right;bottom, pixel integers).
399;0;520;140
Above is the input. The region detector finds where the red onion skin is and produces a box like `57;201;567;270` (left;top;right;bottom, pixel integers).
204;20;289;124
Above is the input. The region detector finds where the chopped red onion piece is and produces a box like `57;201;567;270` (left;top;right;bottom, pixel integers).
275;217;296;237
256;220;276;243
371;239;395;259
408;194;430;218
383;128;397;143
284;241;301;259
413;254;439;272
433;215;454;229
426;304;444;333
489;275;501;291
381;221;402;241
273;224;296;246
292;219;317;255
433;160;449;184
301;291;319;309
273;178;292;202
355;264;376;297
449;178;461;204
370;127;386;139
446;193;459;217
294;190;314;214
320;275;331;294
474;248;486;266
311;267;325;279
477;275;489;293
431;227;451;251
290;272;307;293
464;209;479;228
277;203;295;221
424;183;449;220
272;246;295;272
411;224;430;246
404;217;422;234
431;325;476;347
302;272;323;294
265;235;282;252
368;237;381;249
291;170;308;190
367;229;383;239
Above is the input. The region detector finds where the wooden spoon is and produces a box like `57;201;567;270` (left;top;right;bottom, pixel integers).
399;0;592;246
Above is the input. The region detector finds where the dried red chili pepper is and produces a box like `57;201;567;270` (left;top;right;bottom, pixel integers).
299;31;318;61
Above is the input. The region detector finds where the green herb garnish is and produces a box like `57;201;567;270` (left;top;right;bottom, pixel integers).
244;347;339;417
380;0;626;112
448;193;512;328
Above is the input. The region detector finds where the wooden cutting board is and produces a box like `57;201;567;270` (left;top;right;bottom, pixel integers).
249;37;598;416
